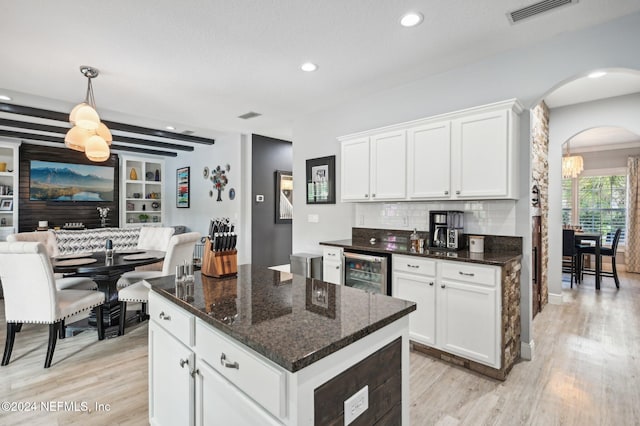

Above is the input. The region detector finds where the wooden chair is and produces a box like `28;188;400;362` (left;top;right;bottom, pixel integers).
579;228;622;288
117;232;201;335
0;242;105;368
562;229;579;288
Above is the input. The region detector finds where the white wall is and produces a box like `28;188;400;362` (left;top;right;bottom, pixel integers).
292;12;640;353
164;132;250;265
548;93;640;300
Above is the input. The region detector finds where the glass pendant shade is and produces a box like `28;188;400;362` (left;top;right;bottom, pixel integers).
69;102;89;124
85;135;110;162
64;126;91;152
562;155;584;178
97;122;113;145
74;105;100;130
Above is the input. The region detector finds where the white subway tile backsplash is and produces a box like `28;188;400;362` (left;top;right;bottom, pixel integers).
354;200;517;235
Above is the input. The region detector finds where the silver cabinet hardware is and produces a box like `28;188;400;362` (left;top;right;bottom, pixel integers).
372;193;376;197
444;190;449;195
407;264;419;269
335;265;340;269
456;190;461;195
441;284;446;289
429;282;434;286
159;311;171;320
459;271;475;277
327;253;335;257
191;368;199;378
179;358;188;368
364;194;369;198
220;353;239;370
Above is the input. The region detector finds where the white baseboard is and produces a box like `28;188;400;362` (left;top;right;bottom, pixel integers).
548;292;563;305
521;340;534;360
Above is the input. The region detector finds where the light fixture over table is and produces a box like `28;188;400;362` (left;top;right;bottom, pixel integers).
65;66;112;162
562;139;583;179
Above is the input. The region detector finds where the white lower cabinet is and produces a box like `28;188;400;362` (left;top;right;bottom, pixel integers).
392;255;501;369
322;247;343;285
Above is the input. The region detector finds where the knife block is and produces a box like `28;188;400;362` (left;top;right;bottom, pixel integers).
202;238;237;278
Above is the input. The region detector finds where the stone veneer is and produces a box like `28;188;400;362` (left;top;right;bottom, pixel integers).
531;101;550;307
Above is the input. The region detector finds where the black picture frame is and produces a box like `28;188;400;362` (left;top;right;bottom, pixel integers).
275;170;293;224
177;166;190;208
306;155;336;204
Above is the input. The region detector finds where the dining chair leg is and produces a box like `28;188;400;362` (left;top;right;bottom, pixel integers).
96;305;105;341
15;323;23;332
570;256;575;288
58;319;66;340
118;301;127;336
612;256;620;289
2;322;19;366
44;322;60;368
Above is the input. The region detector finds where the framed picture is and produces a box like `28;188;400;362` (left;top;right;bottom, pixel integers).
0;199;12;211
177;167;190;208
275;170;293;224
306;155;336;204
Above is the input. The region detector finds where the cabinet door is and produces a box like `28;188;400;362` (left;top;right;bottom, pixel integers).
196;360;281;426
393;272;436;346
341;138;370;201
149;322;195;426
370;130;406;200
323;260;343;285
407;122;451;199
438;280;499;368
452;110;509;198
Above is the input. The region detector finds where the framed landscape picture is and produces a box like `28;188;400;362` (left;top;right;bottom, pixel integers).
177;166;190;208
306;155;336;204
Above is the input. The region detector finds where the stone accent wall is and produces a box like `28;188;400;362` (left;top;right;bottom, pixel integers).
502;258;522;375
531;102;550;307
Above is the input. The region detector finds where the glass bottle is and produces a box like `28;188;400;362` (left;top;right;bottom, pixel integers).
410;228;419;252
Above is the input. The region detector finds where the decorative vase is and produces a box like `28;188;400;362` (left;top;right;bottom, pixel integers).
155;169;160;181
130;168;138;180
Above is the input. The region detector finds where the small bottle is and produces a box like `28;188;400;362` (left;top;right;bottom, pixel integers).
105;239;114;260
410;228;419;252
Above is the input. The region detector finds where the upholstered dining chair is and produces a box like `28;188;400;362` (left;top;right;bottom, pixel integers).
7;231;97;291
579;228;622;289
133;227;175;272
0;242;105;368
117;232;201;335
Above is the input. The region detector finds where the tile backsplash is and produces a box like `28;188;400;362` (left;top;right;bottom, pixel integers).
354;200;518;236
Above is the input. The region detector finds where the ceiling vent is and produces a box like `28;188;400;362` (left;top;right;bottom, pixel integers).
507;0;578;24
238;111;262;120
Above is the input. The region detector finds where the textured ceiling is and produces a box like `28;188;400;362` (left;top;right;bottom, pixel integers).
2;0;640;140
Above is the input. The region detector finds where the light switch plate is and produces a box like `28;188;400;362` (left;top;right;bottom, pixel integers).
344;385;368;425
308;214;319;223
256;195;264;202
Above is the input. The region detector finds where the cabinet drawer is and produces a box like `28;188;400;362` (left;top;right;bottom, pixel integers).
441;261;497;287
323;247;343;261
149;292;195;346
195;319;286;419
393;254;436;276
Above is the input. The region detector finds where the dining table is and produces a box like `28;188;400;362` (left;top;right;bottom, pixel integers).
574;232;602;290
52;249;165;335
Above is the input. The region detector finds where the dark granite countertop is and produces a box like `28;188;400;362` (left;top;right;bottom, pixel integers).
320;239;521;266
146;265;416;373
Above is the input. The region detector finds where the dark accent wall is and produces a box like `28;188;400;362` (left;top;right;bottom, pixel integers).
251;134;292;267
18;144;120;231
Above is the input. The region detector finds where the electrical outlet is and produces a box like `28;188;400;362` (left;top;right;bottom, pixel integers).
308;214;319;223
256;195;264;202
344;385;368;425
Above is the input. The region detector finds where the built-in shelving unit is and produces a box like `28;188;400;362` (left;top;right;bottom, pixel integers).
121;155;165;227
0;140;20;240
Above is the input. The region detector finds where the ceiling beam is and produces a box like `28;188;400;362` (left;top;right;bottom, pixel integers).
0;118;194;151
0;102;215;145
0;129;178;157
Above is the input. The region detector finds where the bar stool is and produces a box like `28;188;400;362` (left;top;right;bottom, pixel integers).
578;228;622;289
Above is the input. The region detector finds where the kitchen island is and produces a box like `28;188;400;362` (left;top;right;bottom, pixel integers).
145;265;415;425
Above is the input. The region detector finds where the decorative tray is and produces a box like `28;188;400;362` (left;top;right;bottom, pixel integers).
123;253;156;261
53;258;98;267
53;252;94;260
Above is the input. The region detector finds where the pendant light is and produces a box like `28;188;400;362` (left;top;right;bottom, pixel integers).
562;139;584;179
67;66;111;161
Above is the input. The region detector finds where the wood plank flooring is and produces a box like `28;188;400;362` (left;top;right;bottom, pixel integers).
1;271;639;425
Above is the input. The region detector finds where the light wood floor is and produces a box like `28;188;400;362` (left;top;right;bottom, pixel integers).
1;272;639;425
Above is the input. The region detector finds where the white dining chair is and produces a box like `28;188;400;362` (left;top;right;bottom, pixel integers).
117;232;200;335
0;242;106;368
133;227;175;272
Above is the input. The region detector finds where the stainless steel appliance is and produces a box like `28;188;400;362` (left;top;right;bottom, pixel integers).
343;250;390;295
429;210;465;250
290;253;323;279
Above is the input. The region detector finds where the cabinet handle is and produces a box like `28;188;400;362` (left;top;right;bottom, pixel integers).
220;353;239;370
364;194;369;198
179;358;189;368
407;264;419;269
335;265;340;270
458;271;475;277
429;282;434;286
328;253;335;257
372;193;376;198
444;190;449;195
159;311;171;321
441;284;446;289
455;190;461;195
191;368;199;378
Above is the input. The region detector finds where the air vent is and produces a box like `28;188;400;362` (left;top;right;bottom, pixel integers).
507;0;578;24
238;111;262;120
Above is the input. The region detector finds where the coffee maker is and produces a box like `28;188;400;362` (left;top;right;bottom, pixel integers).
429;210;465;250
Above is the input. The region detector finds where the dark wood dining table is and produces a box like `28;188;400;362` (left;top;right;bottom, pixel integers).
574;232;602;290
53;250;165;332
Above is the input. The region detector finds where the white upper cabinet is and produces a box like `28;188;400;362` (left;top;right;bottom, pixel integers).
370;130;406;201
407;122;451;199
340;137;370;201
339;99;522;202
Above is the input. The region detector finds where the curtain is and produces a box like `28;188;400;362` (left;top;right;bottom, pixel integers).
627;157;640;272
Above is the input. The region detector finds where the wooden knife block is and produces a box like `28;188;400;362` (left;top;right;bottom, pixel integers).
201;238;237;277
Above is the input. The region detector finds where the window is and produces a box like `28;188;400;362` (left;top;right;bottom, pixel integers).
561;178;573;225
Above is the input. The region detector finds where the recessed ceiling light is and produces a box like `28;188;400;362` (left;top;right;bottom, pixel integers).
165;125;176;131
400;12;423;27
301;62;318;72
588;71;607;79
0;94;12;101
